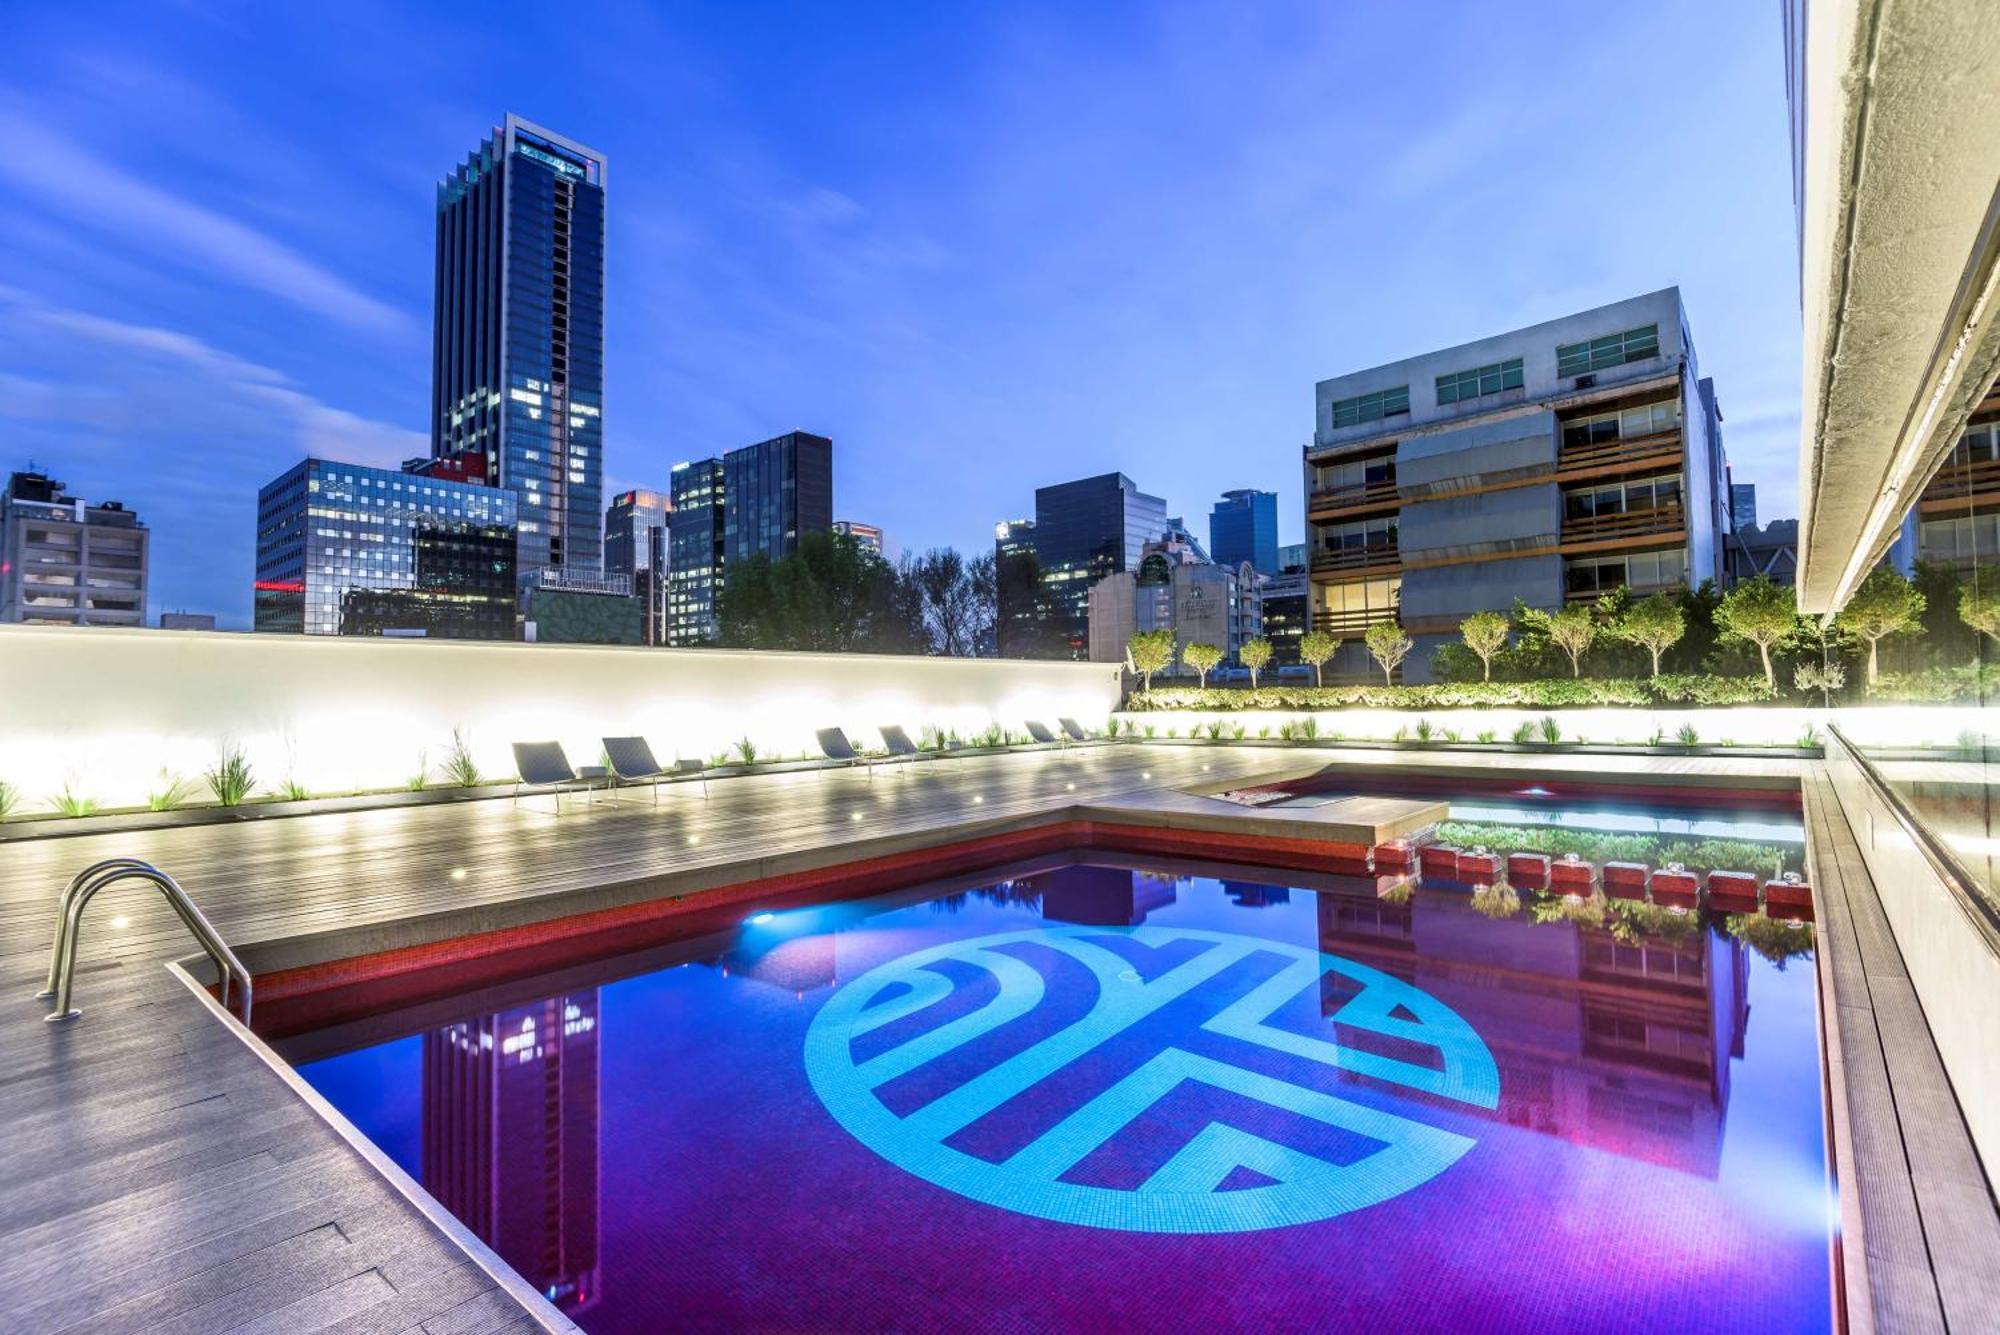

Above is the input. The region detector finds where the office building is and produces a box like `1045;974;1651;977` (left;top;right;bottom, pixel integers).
605;488;670;645
1007;473;1167;659
1087;532;1261;669
1260;566;1310;667
723;431;833;566
663;434;833;646
1277;541;1305;572
424;991;601;1315
524;569;644;644
1304;288;1727;682
1727;519;1799;588
666;459;725;645
432;115;606;590
0;471;148;627
159;611;216;631
1729;482;1758;532
832;520;884;554
992;518;1054;657
254;458;517;639
1210;489;1280;574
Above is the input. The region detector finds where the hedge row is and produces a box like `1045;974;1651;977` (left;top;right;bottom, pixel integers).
1870;664;2000;703
1126;674;1776;712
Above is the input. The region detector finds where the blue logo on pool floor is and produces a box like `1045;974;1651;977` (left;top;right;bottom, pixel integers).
804;925;1498;1233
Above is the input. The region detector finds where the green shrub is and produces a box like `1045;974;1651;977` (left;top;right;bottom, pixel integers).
1436;821;1795;877
1872;664;2000;703
1125;674;1770;712
443;728;482;787
206;745;256;806
278;778;312;802
51;778;99;819
0;780;17;820
148;770;198;812
736;737;759;765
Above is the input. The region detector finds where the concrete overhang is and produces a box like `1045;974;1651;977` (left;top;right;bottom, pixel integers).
1795;0;2000;613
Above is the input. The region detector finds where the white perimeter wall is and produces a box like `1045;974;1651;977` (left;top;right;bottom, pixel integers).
0;625;1122;808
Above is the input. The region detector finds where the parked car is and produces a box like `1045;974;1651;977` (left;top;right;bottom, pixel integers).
1212;667;1252;684
1275;664;1313;680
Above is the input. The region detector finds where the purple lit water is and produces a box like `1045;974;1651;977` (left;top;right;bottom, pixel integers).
297;862;1832;1332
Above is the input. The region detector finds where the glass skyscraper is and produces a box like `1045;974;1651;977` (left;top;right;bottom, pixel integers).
1017;473;1167;658
666;459;725;645
253;458;518;639
722;431;833;566
432;115;606;590
605;488;670;645
1210;488;1280;573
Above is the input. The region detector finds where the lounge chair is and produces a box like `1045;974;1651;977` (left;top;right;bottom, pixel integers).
602;736;668;804
880;725;946;770
816;727;886;779
511;741;600;813
1023;720;1062;748
674;757;709;798
1059;718;1101;746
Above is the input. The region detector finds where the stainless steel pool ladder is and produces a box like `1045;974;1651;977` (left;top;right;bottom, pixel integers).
37;858;253;1025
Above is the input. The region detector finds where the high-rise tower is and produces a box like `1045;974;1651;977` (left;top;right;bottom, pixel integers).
433;115;606;587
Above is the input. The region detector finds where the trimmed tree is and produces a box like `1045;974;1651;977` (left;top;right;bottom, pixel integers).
1616;591;1686;677
1127;628;1175;691
1546;604;1598;678
1298;629;1339;688
1239;637;1274;688
1182;641;1224;688
1716;575;1797;691
1961;584;2000;653
1834;567;1925;687
1458;611;1510;681
1363;622;1412;686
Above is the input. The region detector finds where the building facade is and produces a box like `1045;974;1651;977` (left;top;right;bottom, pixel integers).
159;611;216;631
663;433;833;646
1304;288;1727;682
1012;472;1167;659
1260;565;1310;668
722;431;833;567
832;520;884;554
1729;482;1758;532
605;488;670;645
1726;519;1799;587
1086;535;1262;671
254;458;518;639
432;115;606;589
1210;488;1280;574
666;458;725;645
1909;382;2000;574
0;471;148;627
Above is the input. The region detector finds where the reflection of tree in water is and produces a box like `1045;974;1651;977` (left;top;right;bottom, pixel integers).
927;881;1044;914
1604;899;1702;945
1725;914;1816;967
1531;891;1608;928
1380;878;1414;906
1470;882;1520;919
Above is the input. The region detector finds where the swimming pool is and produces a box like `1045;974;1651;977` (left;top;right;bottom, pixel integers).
295;850;1832;1332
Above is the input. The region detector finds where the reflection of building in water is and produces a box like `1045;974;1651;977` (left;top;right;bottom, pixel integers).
1222;879;1292;908
1315;885;1748;1177
1033;864;1177;926
423;991;602;1313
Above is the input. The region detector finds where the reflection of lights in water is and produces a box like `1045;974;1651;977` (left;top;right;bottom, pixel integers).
1517;786;1553;798
748;912;776;924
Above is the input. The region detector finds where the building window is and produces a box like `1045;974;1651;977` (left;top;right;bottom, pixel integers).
1435;358;1524;405
1565;549;1686;597
1564;473;1682;521
1312;454;1395;496
1317;515;1396;553
1561;398;1679;449
1315;576;1399;625
1920;514;2000;566
1328;385;1410;430
1947;419;2000;467
1556;324;1660;378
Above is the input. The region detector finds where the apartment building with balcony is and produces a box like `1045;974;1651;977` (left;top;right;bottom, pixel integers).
1303;288;1727;681
0;471;149;627
1908;378;2000;572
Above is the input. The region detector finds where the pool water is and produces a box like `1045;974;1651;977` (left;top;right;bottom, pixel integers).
298;858;1832;1333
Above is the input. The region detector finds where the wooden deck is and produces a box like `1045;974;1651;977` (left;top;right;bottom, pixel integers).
0;742;1987;1333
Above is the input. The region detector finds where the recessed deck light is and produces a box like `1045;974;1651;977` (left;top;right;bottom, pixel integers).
1142;771;1151;780
109;915;129;930
971;794;984;803
1065;782;1076;791
449;867;468;881
688;835;701;846
850;811;863;822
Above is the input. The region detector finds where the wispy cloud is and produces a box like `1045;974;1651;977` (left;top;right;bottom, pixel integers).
0;111;413;336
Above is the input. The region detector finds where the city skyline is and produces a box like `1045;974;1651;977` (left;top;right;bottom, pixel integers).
0;2;1800;626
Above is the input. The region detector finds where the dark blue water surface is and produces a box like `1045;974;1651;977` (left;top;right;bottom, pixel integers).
299;860;1832;1333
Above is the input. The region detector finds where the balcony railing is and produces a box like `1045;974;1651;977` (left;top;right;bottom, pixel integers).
1311;606;1399;636
1307;479;1400;514
1310;543;1401;576
1921;456;2000;507
1555;427;1681;474
1560;504;1685;546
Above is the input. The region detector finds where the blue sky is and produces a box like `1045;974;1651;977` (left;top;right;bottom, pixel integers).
0;1;1801;626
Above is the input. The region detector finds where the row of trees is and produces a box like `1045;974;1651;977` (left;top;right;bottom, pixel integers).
1126;623;1419;689
717;531;999;655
